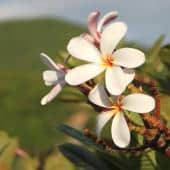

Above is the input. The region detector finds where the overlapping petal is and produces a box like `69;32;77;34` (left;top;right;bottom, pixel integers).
67;37;101;63
97;11;118;32
122;93;155;113
88;84;111;108
96;111;113;136
88;11;100;42
111;112;130;148
123;68;135;86
114;48;145;68
43;70;65;86
100;22;127;54
65;63;105;85
105;66;126;95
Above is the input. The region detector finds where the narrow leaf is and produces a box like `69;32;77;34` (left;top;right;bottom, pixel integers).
59;143;109;170
57;124;105;152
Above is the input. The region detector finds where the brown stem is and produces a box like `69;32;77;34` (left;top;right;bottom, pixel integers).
83;128;161;154
128;122;158;138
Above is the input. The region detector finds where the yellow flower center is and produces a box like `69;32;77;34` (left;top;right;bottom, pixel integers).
111;96;124;115
111;105;122;114
101;54;114;67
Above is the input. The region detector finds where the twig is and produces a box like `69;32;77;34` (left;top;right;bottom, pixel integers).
83;128;161;154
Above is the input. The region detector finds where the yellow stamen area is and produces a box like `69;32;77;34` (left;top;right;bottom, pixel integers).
110;96;124;115
101;54;114;67
111;105;122;115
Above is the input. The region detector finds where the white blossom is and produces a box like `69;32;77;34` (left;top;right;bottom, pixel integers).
40;53;66;105
65;22;145;95
88;84;155;148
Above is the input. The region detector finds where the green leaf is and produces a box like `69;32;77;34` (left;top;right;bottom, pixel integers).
155;151;170;170
160;44;170;67
97;151;128;170
142;35;165;76
59;143;110;170
147;35;165;63
125;111;144;126
57;124;105;152
98;150;159;170
140;151;157;170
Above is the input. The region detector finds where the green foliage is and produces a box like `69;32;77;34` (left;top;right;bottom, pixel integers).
58;124;104;152
142;35;170;94
147;35;165;64
0;130;77;170
125;111;144;126
0;19;85;151
59;143;109;170
58;124;170;170
44;152;75;170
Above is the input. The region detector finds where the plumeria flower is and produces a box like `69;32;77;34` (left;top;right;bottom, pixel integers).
83;10;118;45
65;22;145;95
40;53;66;105
88;84;155;148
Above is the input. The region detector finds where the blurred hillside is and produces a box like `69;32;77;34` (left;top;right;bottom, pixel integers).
0;18;86;152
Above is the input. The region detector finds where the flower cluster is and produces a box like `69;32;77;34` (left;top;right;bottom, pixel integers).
40;11;155;148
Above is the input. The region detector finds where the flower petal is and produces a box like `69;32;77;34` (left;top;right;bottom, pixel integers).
65;63;105;85
105;66;126;95
44;81;55;86
122;94;155;113
111;112;130;148
41;80;65;105
96;111;113;136
40;53;63;71
97;11;118;32
43;70;65;85
88;84;111;108
82;33;96;44
88;11;100;42
114;48;145;68
123;68;135;86
67;37;101;63
100;22;127;54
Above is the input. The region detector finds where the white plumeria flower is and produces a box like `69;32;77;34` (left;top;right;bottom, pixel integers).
40;53;66;105
65;22;145;95
88;84;155;148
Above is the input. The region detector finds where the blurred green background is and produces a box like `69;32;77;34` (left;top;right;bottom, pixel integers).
0;18;87;151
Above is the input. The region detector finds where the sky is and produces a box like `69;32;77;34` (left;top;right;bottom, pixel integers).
0;0;170;45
